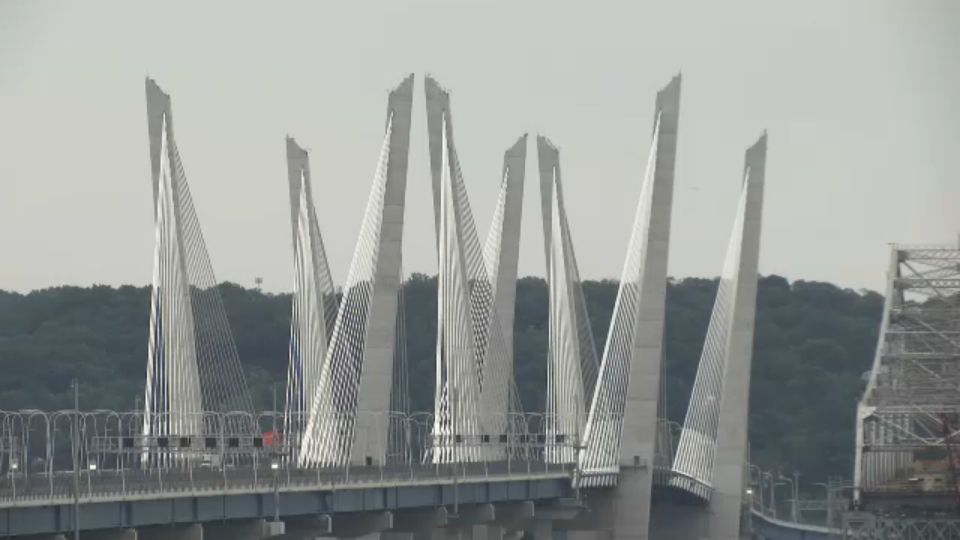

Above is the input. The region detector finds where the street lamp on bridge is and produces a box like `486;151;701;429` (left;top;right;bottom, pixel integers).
777;472;800;523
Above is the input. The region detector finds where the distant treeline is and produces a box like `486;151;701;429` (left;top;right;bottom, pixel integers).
0;275;882;486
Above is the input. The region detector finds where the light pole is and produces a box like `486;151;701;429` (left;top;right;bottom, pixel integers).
750;465;765;514
778;473;799;522
271;459;280;523
765;472;777;518
814;482;833;532
793;471;801;522
72;379;80;540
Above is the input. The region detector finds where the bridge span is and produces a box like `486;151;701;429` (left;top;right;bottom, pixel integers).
0;69;776;539
0;462;575;539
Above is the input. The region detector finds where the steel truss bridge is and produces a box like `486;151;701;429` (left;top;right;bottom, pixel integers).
843;242;960;539
0;74;773;540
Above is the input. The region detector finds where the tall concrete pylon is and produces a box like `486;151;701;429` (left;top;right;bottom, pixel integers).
425;76;524;462
350;75;415;466
707;134;766;540
578;75;681;539
486;135;527;400
537;137;601;463
668;134;767;539
143;78;254;444
299;74;414;468
611;74;681;540
144;78;202;441
284;137;338;449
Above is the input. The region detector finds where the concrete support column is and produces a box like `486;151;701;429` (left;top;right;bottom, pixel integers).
443;503;495;540
284;514;332;538
139;524;202;540
532;520;553;540
648;500;708;540
204;519;284;540
466;524;504;540
491;502;534;535
331;511;393;538
483;524;504;540
393;508;449;534
707;134;766;540
349;74;415;467
610;75;682;540
85;529;139;540
414;529;457;540
263;520;285;538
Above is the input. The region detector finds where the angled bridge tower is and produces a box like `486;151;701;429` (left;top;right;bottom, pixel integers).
299;75;414;468
537;137;601;464
576;75;681;539
142;78;254;443
284;137;338;450
486;135;527;409
667;133;767;540
425;76;526;463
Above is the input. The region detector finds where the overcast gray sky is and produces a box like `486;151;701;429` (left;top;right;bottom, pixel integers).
1;0;957;294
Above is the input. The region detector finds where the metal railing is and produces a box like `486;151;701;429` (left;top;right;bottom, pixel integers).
0;409;576;507
748;467;850;533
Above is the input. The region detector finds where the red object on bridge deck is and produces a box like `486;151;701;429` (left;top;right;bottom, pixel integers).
263;431;281;447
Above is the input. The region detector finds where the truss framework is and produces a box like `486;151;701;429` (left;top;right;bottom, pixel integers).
855;243;960;500
844;514;960;540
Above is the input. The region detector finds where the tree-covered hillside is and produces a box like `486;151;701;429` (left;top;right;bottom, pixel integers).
0;275;882;486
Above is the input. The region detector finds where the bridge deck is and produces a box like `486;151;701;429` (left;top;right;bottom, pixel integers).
0;464;572;537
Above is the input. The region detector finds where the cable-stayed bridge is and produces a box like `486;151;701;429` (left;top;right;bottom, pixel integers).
0;74;770;540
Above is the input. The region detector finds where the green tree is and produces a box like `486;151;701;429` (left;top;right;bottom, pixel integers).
0;274;882;486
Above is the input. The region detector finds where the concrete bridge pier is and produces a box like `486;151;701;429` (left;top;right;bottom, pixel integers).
412;529;456;540
390;507;450;540
476;524;506;540
531;520;552;540
402;503;531;540
565;531;599;540
648;500;708;540
84;528;139;540
491;501;533;539
524;499;591;540
383;533;414;540
281;514;333;538
394;508;449;532
203;518;284;539
138;524;202;540
440;504;496;540
412;529;447;540
332;511;394;538
564;486;714;540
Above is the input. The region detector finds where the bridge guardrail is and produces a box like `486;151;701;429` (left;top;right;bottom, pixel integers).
0;409;577;507
0;461;574;507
